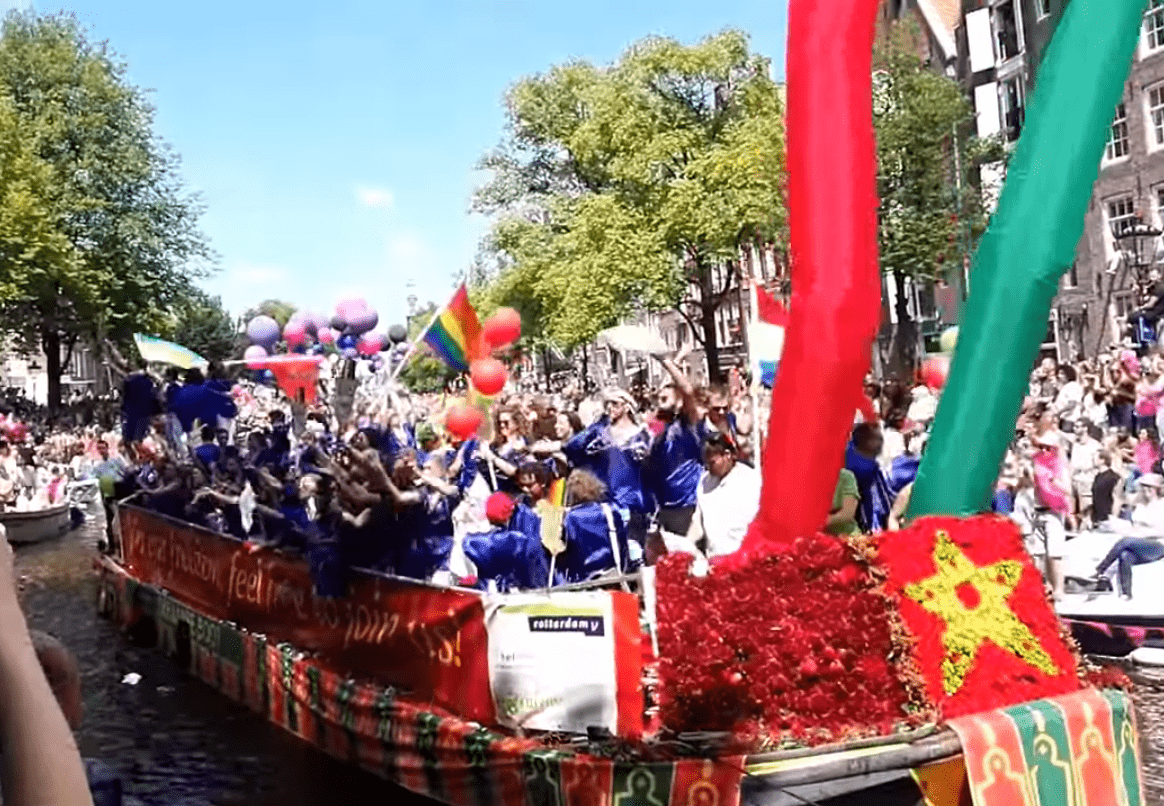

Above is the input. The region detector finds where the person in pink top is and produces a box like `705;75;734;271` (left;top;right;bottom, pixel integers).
1135;360;1164;434
1135;427;1160;476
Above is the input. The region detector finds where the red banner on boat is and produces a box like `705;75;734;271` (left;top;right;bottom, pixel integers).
118;506;496;723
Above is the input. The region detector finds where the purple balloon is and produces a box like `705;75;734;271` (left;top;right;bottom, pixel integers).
347;308;379;335
246;315;280;347
342;347;358;360
244;344;268;369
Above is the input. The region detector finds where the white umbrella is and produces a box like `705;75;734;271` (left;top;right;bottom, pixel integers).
596;325;670;355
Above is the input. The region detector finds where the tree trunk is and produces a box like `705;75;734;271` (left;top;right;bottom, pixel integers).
43;327;62;413
701;295;722;384
542;347;552;390
888;269;918;380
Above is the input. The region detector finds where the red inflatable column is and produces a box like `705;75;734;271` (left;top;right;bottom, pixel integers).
742;0;883;551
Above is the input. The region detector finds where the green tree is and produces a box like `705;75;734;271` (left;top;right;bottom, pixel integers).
167;289;238;362
474;30;786;381
0;11;213;409
241;299;298;329
397;302;458;393
873;25;1003;376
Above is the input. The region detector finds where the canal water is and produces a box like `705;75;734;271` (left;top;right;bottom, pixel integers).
12;518;1164;804
14;518;434;806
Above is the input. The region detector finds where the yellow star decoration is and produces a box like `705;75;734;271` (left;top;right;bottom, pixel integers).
903;530;1060;695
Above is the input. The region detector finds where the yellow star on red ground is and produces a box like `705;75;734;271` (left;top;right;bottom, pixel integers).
903;530;1059;695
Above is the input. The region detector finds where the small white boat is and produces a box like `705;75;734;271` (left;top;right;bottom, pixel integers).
1057;526;1164;655
0;504;71;545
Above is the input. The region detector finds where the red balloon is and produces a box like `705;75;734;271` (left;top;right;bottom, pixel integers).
470;358;508;396
356;334;380;357
445;403;483;441
482;308;521;349
921;356;949;390
741;0;883;553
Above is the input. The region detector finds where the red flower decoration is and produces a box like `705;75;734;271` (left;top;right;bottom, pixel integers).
655;538;932;747
875;515;1082;719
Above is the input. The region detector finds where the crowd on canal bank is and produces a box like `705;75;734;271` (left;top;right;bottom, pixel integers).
23;328;1159;604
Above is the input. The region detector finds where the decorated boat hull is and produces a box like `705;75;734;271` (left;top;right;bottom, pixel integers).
97;506;1145;806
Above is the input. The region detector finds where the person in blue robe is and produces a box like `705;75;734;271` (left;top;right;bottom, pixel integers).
844;423;893;533
563;393;651;545
557;470;630;584
644;359;705;535
460;492;549;591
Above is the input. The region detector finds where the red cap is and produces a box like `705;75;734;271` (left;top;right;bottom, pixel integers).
485;492;515;526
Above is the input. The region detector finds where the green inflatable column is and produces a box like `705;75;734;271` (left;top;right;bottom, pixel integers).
908;0;1148;519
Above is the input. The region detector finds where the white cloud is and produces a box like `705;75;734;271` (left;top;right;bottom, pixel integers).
356;186;395;209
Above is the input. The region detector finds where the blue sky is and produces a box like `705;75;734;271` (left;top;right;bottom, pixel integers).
3;0;787;331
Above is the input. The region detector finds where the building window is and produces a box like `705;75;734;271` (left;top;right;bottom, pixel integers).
1063;261;1078;289
1036;0;1051;20
1147;0;1164;55
1150;85;1164;148
1000;76;1025;143
1106;103;1130;163
993;1;1022;63
1107;197;1138;262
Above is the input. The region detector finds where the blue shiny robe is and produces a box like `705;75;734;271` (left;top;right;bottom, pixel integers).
845;444;893;533
463;528;550;591
646;417;706;509
559;502;629;583
396;489;459;580
886;453;920;497
563;417;651;513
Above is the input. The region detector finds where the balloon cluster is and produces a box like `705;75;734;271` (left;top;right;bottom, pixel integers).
443;307;522;441
243;299;409;377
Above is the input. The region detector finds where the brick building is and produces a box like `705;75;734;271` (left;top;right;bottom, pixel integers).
960;0;1164;360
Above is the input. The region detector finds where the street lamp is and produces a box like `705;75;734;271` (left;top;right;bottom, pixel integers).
1096;213;1163;356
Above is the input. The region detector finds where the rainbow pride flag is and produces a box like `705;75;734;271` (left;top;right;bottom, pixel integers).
134;334;207;369
422;284;481;373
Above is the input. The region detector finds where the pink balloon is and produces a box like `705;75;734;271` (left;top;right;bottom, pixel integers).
317;328;336;346
336;298;368;322
283;319;307;347
244;344;268;370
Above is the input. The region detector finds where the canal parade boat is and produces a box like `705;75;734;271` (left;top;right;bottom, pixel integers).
95;505;1146;806
2;503;72;545
1057;525;1164;660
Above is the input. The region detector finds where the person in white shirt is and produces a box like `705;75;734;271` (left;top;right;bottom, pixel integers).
1130;474;1164;532
1053;365;1084;425
1095;474;1164;599
1068;419;1102;527
688;433;761;558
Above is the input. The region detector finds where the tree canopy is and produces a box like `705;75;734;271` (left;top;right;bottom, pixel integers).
241;299;298;330
474;29;786;380
166;289;238;363
0;11;213;407
873;25;1002;373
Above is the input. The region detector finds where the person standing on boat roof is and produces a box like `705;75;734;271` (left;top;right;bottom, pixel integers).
645;352;705;538
92;440;130;552
563;387;651;558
